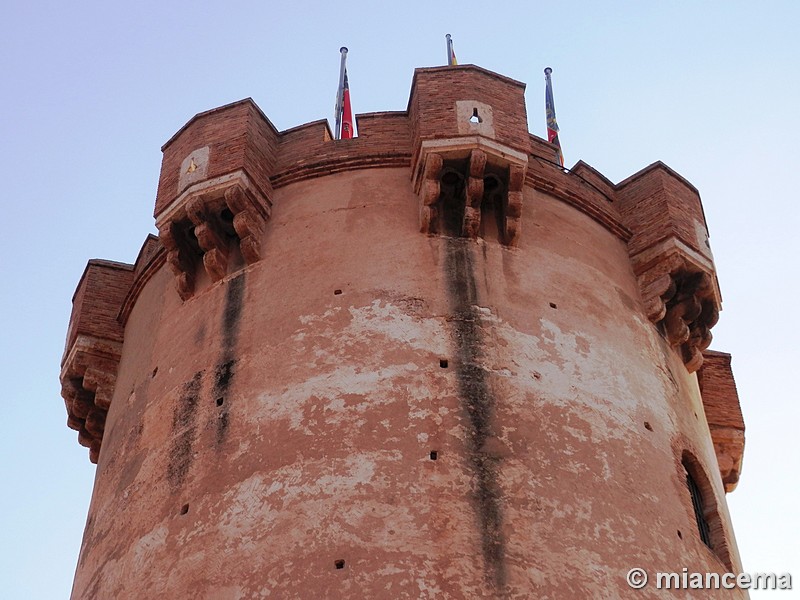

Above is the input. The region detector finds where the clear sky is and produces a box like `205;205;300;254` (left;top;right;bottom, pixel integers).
1;1;798;597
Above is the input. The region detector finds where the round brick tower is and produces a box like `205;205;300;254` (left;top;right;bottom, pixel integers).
60;65;747;598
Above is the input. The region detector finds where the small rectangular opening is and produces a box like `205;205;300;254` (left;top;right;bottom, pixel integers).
440;359;448;368
686;471;712;548
334;559;345;569
430;451;438;460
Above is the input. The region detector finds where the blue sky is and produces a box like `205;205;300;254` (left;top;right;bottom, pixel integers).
1;1;798;597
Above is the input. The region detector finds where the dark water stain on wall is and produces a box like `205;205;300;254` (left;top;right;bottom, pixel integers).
221;272;245;352
213;359;234;446
214;359;236;393
444;237;507;590
168;371;203;487
213;271;245;445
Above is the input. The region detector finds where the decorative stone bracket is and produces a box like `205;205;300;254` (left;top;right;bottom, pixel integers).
156;172;270;300
60;335;122;464
638;251;720;372
413;138;527;246
708;422;745;493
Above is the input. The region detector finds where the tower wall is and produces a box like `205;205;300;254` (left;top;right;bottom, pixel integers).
62;65;747;599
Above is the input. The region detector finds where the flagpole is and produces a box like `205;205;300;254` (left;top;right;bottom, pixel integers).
334;47;348;140
446;34;454;66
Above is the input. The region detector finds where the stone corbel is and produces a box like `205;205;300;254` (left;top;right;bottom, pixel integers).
418;153;443;234
156;173;271;300
160;221;197;301
412;138;527;244
638;255;720;372
710;427;745;492
462;150;486;238
505;163;525;246
60;335;122;464
224;185;267;264
187;196;229;282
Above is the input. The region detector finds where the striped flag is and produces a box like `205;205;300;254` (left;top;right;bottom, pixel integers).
446;34;457;66
340;70;354;139
544;67;564;167
334;47;355;140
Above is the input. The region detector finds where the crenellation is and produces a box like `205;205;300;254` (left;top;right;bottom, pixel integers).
156;99;278;219
63;260;134;355
617;162;721;372
272;114;412;188
569;160;617;201
405;68;530;246
698;351;745;492
132;234;162;277
525;156;631;241
529;132;564;166
63;63;740;457
617;162;712;261
408;66;530;161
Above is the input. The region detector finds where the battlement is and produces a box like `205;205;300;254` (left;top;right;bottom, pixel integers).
60;64;742;494
698;350;745;492
408;65;530;163
60;260;133;463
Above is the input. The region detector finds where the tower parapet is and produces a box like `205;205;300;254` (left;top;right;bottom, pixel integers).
617;162;721;372
409;66;529;244
60;260;133;463
699;350;745;491
155;99;276;300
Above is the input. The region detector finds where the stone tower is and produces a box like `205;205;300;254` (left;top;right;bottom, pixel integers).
60;65;747;598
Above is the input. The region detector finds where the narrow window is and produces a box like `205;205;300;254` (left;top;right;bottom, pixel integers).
686;469;712;548
680;451;734;570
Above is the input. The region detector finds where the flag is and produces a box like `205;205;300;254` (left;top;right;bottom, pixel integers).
544;67;564;167
334;47;355;140
340;69;354;139
446;34;457;66
449;46;457;66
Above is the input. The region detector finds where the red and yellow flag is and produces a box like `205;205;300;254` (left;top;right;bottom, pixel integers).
341;70;354;139
446;34;457;66
544;67;564;167
447;33;458;67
